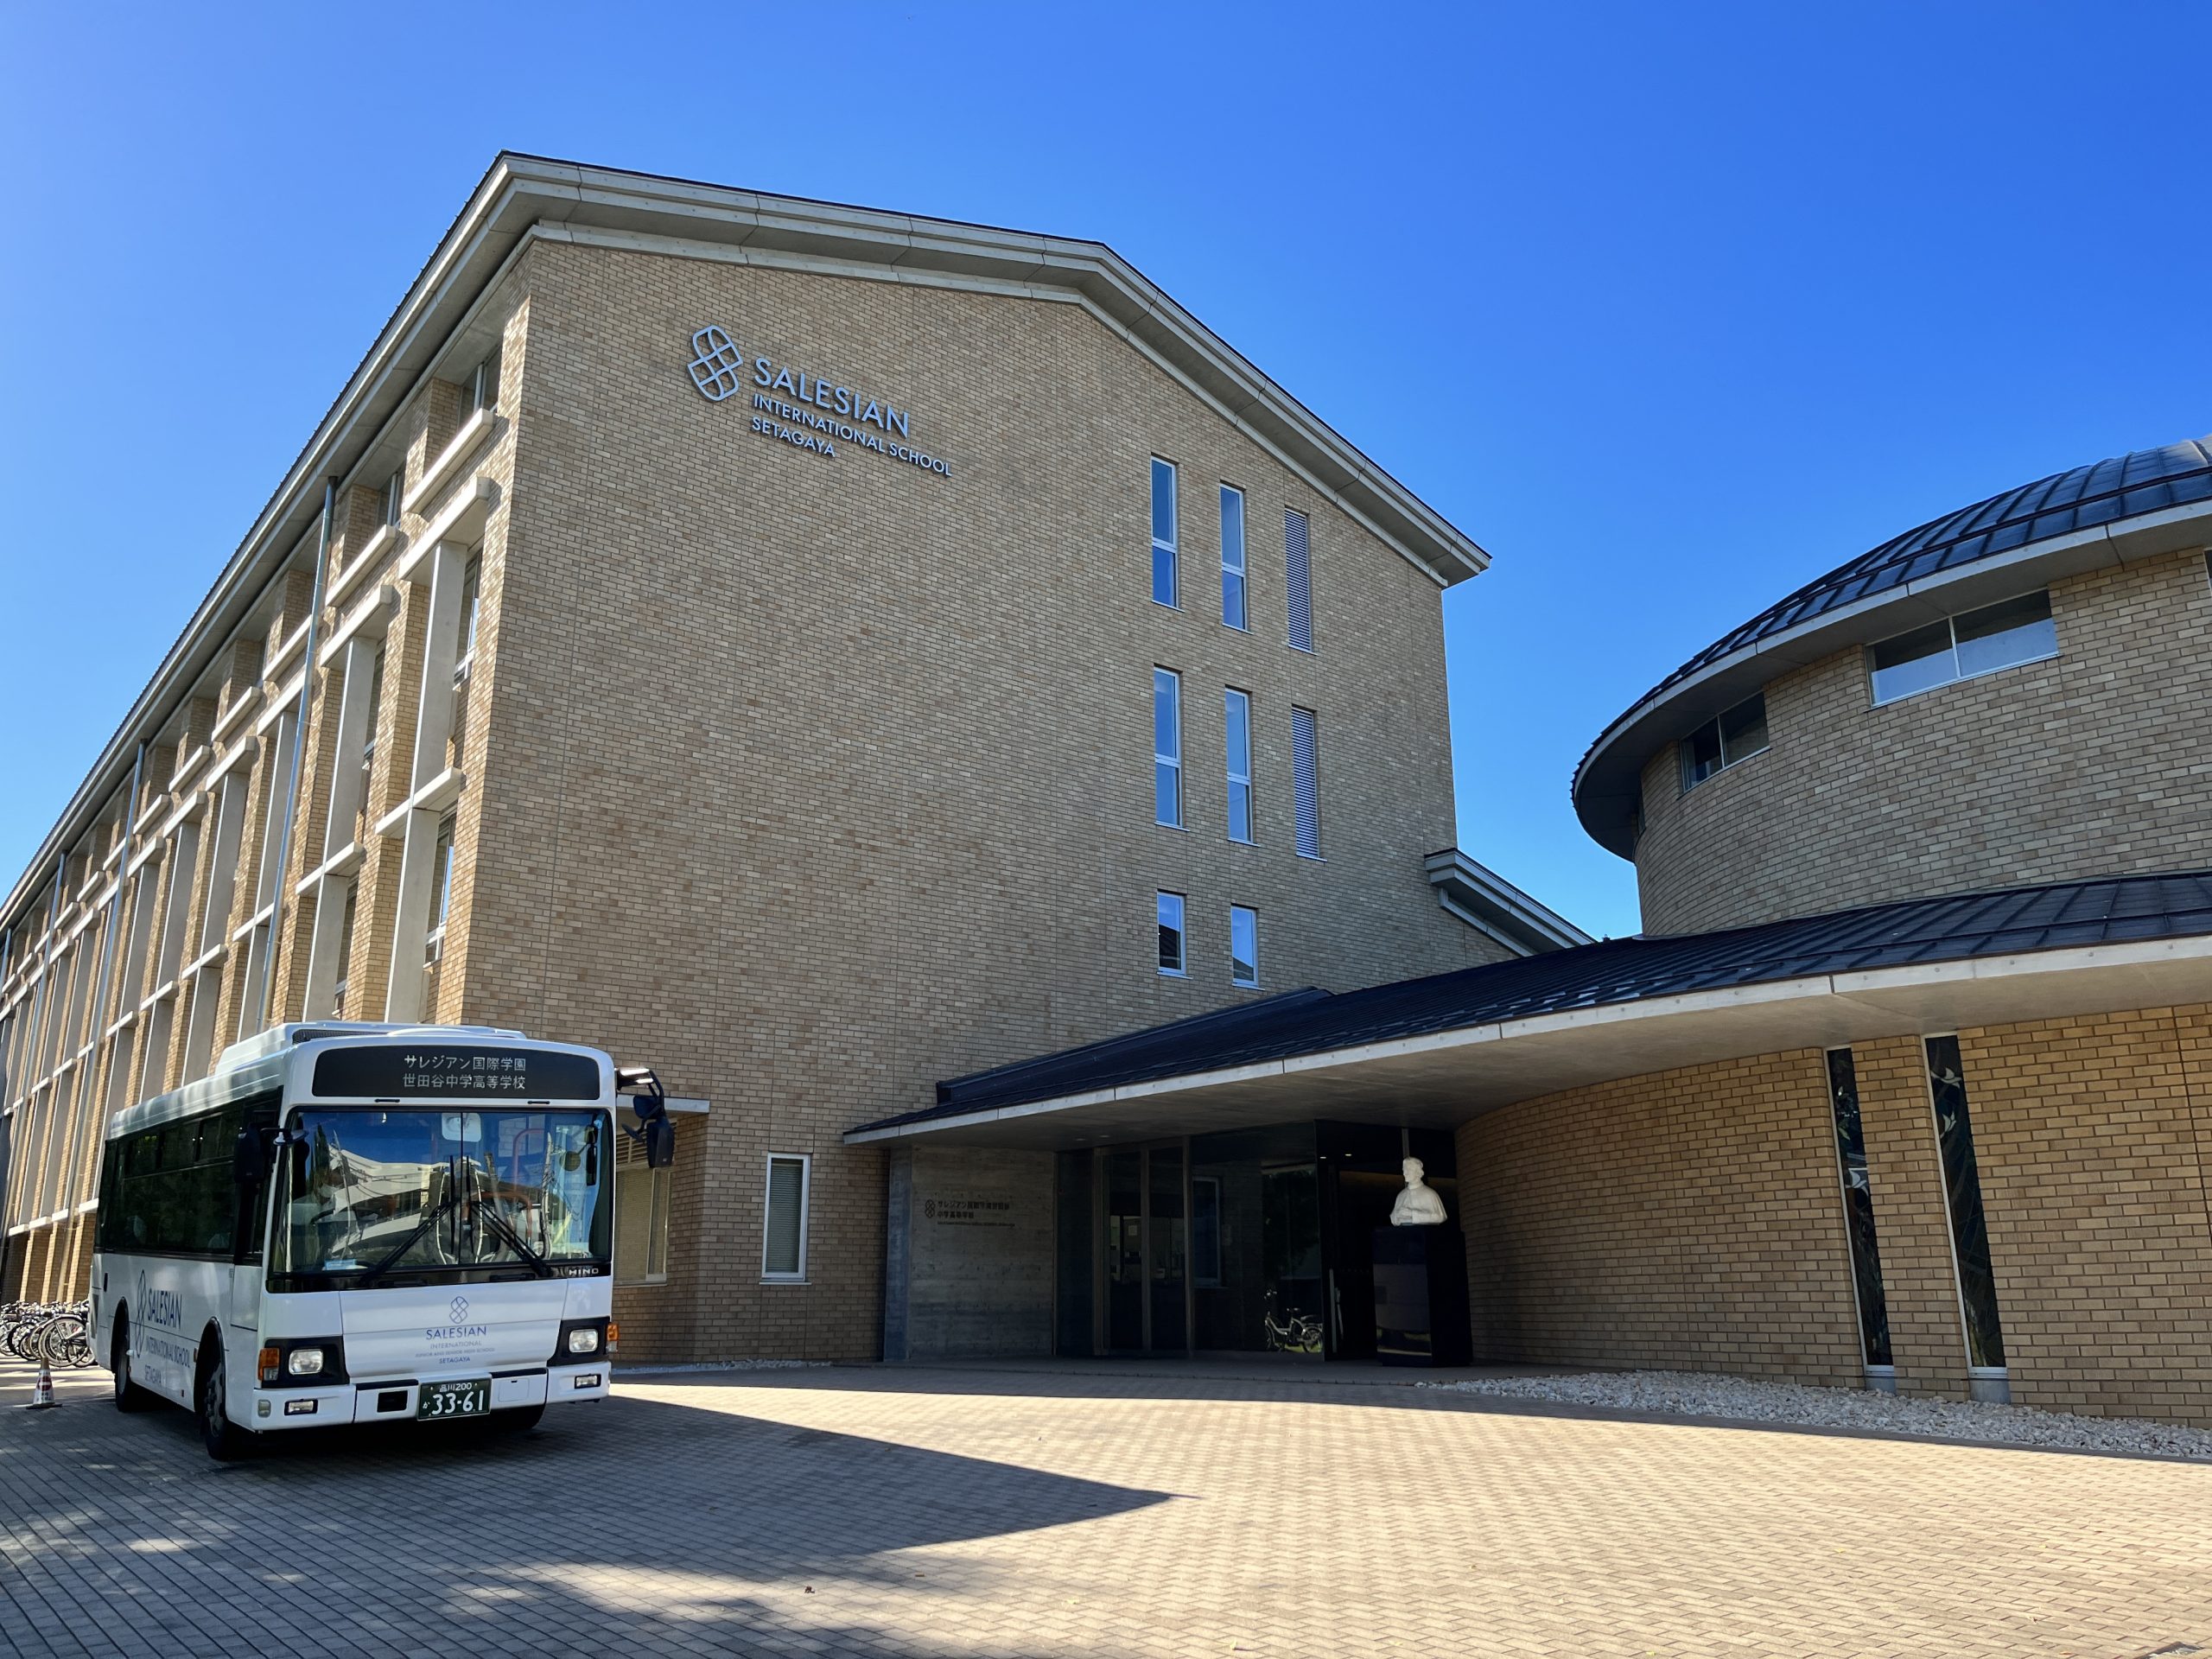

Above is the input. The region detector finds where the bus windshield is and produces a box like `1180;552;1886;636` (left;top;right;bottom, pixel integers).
271;1107;610;1281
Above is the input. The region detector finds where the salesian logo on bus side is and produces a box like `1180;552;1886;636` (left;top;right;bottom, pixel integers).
136;1269;183;1329
685;324;954;478
426;1294;489;1341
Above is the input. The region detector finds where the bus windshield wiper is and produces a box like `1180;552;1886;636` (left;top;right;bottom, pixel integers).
463;1158;556;1279
356;1166;465;1287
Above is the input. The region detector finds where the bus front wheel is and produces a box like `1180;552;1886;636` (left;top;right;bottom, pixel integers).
111;1320;155;1413
195;1340;252;1462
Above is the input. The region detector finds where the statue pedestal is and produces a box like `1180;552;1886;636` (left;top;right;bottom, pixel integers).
1371;1224;1471;1366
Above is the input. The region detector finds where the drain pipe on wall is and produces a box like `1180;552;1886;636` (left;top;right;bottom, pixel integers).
257;479;337;1033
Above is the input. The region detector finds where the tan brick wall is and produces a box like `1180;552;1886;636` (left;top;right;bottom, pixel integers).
1457;1007;2212;1427
1457;1048;1866;1386
456;240;1503;1361
1961;1007;2212;1425
1632;548;2212;933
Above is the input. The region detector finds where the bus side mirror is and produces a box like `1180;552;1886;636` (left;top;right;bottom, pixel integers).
624;1091;676;1169
232;1128;267;1187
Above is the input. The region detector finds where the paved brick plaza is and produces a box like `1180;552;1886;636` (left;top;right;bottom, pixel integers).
3;1357;2209;1658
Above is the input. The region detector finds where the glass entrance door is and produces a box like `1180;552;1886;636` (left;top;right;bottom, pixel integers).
1101;1143;1189;1354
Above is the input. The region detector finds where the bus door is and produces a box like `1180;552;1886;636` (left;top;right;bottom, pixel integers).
226;1106;275;1334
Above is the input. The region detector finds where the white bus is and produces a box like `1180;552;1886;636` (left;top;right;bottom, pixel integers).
91;1021;673;1460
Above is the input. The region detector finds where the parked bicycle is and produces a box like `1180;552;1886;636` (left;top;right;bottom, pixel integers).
2;1300;95;1369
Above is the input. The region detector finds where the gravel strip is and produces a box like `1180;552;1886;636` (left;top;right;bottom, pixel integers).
1422;1370;2212;1460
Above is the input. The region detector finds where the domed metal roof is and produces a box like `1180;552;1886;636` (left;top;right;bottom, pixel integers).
1573;431;2212;857
1656;434;2212;702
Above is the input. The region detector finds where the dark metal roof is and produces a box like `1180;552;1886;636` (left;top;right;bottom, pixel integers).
854;868;2212;1134
1648;434;2212;706
1570;430;2212;856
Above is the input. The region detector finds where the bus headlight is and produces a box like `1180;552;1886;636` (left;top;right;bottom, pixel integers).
551;1319;609;1363
287;1347;327;1376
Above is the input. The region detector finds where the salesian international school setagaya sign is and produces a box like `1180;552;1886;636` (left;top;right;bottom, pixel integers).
687;325;953;479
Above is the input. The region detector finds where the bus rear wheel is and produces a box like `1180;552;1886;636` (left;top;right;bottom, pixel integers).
111;1321;155;1413
195;1341;252;1462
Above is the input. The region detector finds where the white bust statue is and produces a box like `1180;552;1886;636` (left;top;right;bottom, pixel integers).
1389;1155;1447;1226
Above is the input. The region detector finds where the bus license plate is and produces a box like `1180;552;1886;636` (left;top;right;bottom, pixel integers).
416;1379;490;1421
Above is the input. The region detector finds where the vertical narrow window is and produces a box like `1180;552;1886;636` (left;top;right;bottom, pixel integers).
1285;507;1313;652
1154;669;1182;827
330;883;359;1020
1827;1049;1892;1370
1156;892;1186;976
1926;1036;2006;1373
383;467;404;528
1230;905;1259;988
1291;706;1320;858
451;554;484;766
425;814;457;961
1224;688;1254;843
762;1154;810;1281
1219;485;1247;629
1150;458;1179;607
454;555;484;679
469;350;501;419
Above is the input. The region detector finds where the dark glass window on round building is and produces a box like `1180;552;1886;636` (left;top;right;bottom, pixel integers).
1868;590;2056;705
1679;691;1769;792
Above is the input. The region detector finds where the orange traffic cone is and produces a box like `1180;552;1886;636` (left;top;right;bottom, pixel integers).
23;1363;57;1409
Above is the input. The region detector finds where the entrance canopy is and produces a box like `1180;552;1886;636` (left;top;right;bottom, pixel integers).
847;871;2212;1150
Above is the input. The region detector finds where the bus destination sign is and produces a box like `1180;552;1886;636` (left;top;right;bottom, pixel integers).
311;1046;601;1101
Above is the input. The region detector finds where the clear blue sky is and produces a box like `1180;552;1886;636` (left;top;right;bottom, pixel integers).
4;3;2209;938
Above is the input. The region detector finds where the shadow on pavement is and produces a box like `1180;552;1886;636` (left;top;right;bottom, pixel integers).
0;1373;1173;1658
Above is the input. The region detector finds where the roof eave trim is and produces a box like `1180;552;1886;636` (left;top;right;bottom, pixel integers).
842;929;2212;1142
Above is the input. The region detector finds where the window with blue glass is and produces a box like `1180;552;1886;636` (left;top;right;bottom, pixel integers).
1154;669;1182;827
1220;484;1247;629
1869;591;2056;705
1151;458;1178;607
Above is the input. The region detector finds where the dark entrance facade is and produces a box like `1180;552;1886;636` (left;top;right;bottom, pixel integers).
1052;1122;1458;1359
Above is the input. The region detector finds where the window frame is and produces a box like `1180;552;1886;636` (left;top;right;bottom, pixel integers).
1922;1033;2007;1376
1150;457;1179;608
1291;705;1321;859
1285;507;1313;652
1156;891;1187;977
425;812;458;963
1866;589;2057;707
761;1152;811;1284
1677;691;1770;795
1154;668;1184;828
1224;686;1254;844
1230;904;1259;988
1219;483;1248;630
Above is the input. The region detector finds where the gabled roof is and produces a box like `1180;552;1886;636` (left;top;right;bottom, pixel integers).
850;867;2212;1139
1573;431;2212;856
5;154;1489;934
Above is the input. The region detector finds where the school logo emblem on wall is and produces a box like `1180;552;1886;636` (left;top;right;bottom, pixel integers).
687;326;747;402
